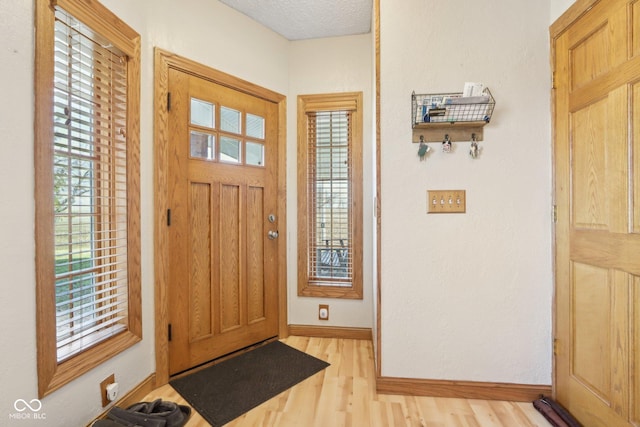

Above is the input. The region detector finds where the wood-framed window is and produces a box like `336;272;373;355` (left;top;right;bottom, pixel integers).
35;0;141;397
297;92;363;299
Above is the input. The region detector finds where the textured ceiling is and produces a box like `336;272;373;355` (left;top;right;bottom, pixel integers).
218;0;372;41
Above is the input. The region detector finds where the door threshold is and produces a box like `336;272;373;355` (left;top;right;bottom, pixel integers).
169;336;279;381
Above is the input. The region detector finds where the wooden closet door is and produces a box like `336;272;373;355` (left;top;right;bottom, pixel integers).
553;0;640;425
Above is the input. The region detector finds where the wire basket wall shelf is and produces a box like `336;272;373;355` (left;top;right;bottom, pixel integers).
412;88;495;143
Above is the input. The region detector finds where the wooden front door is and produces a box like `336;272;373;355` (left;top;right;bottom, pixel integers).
553;0;640;425
167;68;280;375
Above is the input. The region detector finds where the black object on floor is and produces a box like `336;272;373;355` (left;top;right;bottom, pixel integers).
170;340;330;427
106;399;191;427
533;396;582;427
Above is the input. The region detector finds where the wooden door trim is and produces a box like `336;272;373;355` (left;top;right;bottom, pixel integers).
374;0;382;379
153;48;288;386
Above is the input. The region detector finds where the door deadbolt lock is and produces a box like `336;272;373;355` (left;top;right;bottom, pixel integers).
268;230;279;240
268;214;276;223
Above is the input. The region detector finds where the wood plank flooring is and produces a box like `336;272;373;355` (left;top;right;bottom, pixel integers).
142;336;551;426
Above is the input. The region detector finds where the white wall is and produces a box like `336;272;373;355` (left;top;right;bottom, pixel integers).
551;0;576;23
379;0;553;385
0;0;41;424
287;35;374;328
0;0;289;425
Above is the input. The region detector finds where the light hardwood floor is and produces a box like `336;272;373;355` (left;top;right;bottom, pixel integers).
142;336;551;426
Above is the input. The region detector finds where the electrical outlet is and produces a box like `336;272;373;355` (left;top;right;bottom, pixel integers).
319;304;329;320
100;374;115;407
106;382;119;402
427;190;466;213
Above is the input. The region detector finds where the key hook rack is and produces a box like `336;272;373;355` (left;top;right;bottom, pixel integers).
412;88;495;160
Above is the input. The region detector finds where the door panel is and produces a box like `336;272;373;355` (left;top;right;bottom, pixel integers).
247;186;265;324
220;183;241;333
189;181;213;341
571;98;608;229
554;0;640;426
168;68;279;375
571;262;612;400
569;24;610;90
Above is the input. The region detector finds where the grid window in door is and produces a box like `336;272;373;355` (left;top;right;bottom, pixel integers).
189;100;265;167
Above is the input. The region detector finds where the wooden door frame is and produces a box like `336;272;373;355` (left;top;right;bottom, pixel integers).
153;48;288;386
549;0;601;399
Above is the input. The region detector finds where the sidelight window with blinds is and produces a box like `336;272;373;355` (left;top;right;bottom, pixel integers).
297;93;363;299
35;0;141;397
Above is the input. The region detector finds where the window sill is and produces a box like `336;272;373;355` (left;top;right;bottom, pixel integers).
40;329;141;398
298;283;363;299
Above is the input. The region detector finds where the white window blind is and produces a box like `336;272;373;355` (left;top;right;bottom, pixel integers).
306;111;353;286
52;6;129;362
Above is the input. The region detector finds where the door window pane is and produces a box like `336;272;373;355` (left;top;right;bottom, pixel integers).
220;136;241;163
190;131;215;160
246;141;264;166
190;98;215;128
220;106;241;134
246;113;265;139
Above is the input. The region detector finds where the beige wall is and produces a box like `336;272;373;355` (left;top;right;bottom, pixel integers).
551;0;577;23
287;35;374;328
378;0;554;384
